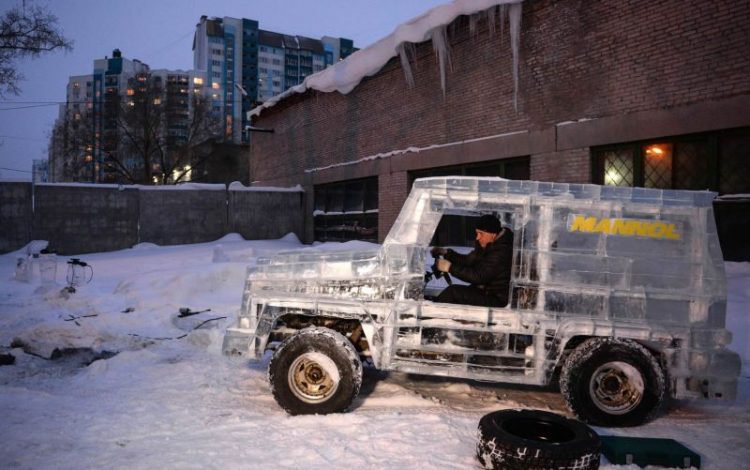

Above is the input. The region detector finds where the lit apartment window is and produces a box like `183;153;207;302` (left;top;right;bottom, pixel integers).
193;77;204;85
212;82;220;89
153;98;161;105
126;89;135;96
73;82;80;89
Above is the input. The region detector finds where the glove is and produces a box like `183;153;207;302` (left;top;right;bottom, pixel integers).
430;246;447;257
436;258;451;273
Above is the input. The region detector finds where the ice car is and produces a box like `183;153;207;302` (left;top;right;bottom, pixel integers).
223;177;741;426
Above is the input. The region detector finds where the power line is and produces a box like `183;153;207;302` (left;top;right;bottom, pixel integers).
0;167;33;173
0;103;62;111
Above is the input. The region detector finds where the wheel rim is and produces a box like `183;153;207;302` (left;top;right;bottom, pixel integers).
288;352;340;404
589;361;644;415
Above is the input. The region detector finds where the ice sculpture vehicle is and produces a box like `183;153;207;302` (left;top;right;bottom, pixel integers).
223;177;740;426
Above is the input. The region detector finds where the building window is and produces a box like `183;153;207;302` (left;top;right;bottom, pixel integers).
314;177;378;242
593;127;750;194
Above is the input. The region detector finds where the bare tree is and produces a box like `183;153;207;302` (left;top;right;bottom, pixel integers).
0;3;72;97
99;73;222;184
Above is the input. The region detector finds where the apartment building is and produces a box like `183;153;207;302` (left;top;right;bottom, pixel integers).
193;15;355;143
50;50;210;184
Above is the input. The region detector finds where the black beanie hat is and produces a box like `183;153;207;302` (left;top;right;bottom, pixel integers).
476;214;501;233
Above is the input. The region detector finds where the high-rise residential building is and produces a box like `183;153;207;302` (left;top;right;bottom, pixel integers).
91;49;150;182
48;73;94;182
50;49;211;184
193;16;355;143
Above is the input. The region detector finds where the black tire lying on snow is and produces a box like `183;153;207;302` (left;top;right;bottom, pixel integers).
268;326;362;415
476;409;600;470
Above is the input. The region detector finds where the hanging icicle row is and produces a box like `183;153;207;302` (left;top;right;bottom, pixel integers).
431;26;453;97
469;13;480;37
394;1;523;105
487;6;498;37
398;43;416;88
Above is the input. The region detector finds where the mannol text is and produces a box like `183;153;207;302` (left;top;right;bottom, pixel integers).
567;215;682;240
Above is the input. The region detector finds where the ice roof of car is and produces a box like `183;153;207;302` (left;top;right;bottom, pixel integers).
411;177;717;208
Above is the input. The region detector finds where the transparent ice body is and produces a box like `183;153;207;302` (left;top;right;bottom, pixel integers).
224;177;740;400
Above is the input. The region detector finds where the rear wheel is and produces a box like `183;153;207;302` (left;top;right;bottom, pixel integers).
560;337;666;427
268;327;362;415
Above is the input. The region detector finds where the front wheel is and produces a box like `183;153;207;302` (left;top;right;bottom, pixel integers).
268;326;362;415
560;337;666;427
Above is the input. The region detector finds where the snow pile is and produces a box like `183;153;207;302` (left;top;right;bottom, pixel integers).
250;0;524;117
0;237;747;468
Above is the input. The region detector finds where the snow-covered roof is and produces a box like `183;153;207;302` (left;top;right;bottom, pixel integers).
249;0;524;118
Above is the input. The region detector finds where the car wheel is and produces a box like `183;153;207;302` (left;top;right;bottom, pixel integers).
268;326;362;415
476;409;600;470
560;337;666;427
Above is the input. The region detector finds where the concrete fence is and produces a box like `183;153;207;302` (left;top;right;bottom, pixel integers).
0;182;304;255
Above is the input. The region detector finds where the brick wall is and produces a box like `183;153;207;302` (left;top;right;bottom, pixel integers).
248;0;750;241
530;148;590;184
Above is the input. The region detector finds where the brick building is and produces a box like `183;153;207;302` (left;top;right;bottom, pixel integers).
246;0;750;251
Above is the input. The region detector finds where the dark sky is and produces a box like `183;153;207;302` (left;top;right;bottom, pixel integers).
0;0;446;179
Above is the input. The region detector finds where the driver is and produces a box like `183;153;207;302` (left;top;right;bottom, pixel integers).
430;214;513;308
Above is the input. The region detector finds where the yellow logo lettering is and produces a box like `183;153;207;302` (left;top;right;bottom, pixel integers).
567;215;681;240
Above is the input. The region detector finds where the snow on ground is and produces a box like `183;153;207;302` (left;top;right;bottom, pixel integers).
0;235;748;469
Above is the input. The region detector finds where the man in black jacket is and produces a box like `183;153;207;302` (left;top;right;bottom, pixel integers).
431;214;513;307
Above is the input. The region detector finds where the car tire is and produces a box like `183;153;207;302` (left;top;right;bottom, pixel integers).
476;409;600;470
268;326;362;415
560;337;666;427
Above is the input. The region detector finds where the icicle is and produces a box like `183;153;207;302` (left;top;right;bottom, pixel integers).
499;4;507;40
431;26;452;97
469;13;480;37
487;6;498;37
398;43;416;88
509;2;522;111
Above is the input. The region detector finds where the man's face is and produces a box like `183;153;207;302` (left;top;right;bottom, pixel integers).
475;229;497;248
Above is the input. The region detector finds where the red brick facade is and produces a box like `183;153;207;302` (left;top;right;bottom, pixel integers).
248;0;750;242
